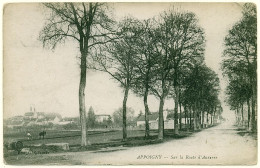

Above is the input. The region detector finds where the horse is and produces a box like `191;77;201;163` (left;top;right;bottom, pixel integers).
39;131;46;139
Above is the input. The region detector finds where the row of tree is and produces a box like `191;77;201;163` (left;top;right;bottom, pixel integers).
221;3;257;132
40;3;221;146
93;7;222;140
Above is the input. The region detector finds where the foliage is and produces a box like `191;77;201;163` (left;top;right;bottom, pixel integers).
112;107;135;127
87;106;96;128
39;2;116;146
63;123;80;130
39;3;226;140
221;3;257;130
137;111;143;118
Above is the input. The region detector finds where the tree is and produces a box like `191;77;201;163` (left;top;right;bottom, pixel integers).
112;107;135;128
182;64;220;130
39;2;115;146
87;106;96;128
225;76;251;127
131;19;158;138
222;3;257;131
148;27;173;140
95;17;139;140
158;10;205;134
106;115;113;127
137;110;143;118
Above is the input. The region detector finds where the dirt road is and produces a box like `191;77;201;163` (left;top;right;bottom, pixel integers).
47;120;257;165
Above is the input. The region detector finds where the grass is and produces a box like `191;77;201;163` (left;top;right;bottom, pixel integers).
4;129;162;147
235;127;257;140
3;126;216;165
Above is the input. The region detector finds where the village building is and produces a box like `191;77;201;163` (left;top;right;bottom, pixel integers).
5;106;65;128
62;117;79;123
137;110;198;129
45;113;62;125
95;114;111;123
137;111;172;129
5;116;24;129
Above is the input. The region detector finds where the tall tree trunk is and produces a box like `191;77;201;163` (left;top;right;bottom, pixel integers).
194;114;197;131
144;82;150;138
213;108;216;125
236;107;240;125
251;83;256;132
202;111;205;128
251;97;256;132
184;105;187;128
79;52;87;147
174;87;179;134
179;101;182;130
247;98;251;130
193;106;197;131
249;60;257;132
198;113;201;130
189;106;192;129
211;111;213;125
207;111;209;127
173;69;179;134
158;97;165;140
122;87;129;141
241;103;244;127
198;102;201;130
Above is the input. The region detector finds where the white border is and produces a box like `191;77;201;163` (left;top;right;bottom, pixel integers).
1;0;259;168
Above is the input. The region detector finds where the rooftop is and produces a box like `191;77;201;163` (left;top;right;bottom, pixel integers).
137;112;159;121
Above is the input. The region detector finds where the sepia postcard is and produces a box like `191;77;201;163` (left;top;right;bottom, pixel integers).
2;1;258;166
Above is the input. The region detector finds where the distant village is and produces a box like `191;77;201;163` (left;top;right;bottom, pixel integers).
4;106;112;130
4;105;222;131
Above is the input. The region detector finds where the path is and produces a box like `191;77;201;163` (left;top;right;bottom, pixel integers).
48;120;257;165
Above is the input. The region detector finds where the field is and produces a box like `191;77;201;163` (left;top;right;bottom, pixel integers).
3;128;161;147
3;127;212;165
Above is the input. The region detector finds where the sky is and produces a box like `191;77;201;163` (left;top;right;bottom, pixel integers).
3;2;244;119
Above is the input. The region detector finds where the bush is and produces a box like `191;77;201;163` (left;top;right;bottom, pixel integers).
63;123;79;130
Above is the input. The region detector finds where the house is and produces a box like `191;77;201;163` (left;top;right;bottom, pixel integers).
45;113;62;125
167;112;193;125
35;118;47;126
6;116;24;129
36;112;46;119
62;117;79;124
57;117;77;125
9;115;24;121
137;110;195;129
7;120;24;129
137;111;170;129
95;114;111;123
5;106;67;128
137;112;159;127
57;121;72;125
24;112;37;120
24;107;46;120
